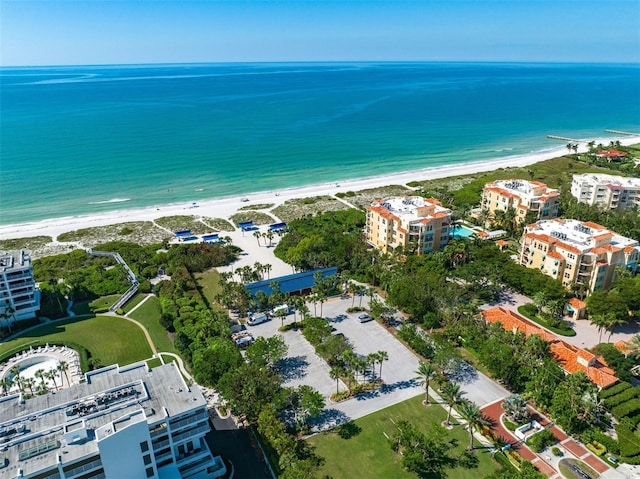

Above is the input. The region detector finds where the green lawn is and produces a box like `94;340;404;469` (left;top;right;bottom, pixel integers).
121;293;147;314
72;294;122;315
147;357;163;369
307;395;500;479
517;305;576;336
128;296;178;354
0;316;152;368
194;269;223;307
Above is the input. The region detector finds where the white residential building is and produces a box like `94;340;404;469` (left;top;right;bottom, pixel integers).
571;173;640;210
0;251;40;324
0;362;226;479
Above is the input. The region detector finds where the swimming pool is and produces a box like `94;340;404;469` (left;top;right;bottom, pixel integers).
451;225;477;239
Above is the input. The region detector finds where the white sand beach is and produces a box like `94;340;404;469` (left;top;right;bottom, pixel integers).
1;138;637;242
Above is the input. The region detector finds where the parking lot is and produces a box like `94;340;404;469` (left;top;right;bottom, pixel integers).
244;295;425;427
243;310;343;398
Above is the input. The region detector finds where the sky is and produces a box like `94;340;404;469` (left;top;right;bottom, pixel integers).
1;0;639;66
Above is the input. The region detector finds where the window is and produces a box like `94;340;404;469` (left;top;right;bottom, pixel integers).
146;467;155;478
144;454;152;465
140;441;150;453
564;273;570;278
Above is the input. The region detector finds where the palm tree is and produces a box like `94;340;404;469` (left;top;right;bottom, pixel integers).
532;291;548;314
266;230;275;247
366;353;377;381
0;377;13;396
440;382;465;426
458;400;490;451
415;361;438;406
57;360;71;387
23;377;35;396
626;334;640;359
590;313;613;343
35;369;47;392
377;350;389;381
253;230;262;246
329;366;344;396
606;315;628;341
46;369;59;391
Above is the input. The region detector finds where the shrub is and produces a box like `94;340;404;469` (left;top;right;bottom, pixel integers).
527;429;557;453
503;419;518;431
583;431;620;456
615;423;640;458
586;441;607;456
612;399;640;420
552;447;563;456
604;388;640;408
600;382;633;399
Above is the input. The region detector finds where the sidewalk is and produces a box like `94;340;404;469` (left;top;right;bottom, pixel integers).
481;399;614;479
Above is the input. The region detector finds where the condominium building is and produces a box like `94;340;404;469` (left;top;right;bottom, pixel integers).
570;173;640;210
0;251;40;323
481;179;559;222
519;219;640;293
0;362;226;479
365;197;452;254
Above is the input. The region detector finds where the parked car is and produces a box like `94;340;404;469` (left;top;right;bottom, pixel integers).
247;312;269;326
235;336;254;348
358;313;374;323
270;304;291;317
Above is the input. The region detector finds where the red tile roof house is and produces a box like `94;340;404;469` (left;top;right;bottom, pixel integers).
595;150;628;162
482;306;618;389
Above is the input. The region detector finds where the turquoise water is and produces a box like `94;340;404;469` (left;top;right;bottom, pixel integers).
451;225;477;239
1;62;639;225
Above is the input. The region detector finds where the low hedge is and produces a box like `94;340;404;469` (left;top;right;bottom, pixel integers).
586;441;607;456
612;399;640;420
584;431;620;456
600;382;633;399
604;387;640;408
615;423;640;458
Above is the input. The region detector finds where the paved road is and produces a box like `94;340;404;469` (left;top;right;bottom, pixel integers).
448;360;510;407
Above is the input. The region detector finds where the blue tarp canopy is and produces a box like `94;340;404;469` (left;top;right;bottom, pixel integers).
202;234;219;242
238;221;254;230
245;267;338;296
269;222;287;231
174;230;192;237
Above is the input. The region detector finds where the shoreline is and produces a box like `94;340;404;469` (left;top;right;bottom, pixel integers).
2;137;637;242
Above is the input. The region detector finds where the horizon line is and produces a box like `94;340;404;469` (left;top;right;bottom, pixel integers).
2;59;639;69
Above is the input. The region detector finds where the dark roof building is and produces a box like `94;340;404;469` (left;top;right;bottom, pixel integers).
244;267;338;296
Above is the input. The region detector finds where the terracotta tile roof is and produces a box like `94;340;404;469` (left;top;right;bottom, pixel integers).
615;341;631;356
594;232;615;241
530;181;547;187
624;246;637;253
482;306;618;389
482;307;555;341
495;240;509;246
555;241;583;255
601;244;621;253
596;150;628;157
582;221;606;230
547;251;565;260
568;298;586;310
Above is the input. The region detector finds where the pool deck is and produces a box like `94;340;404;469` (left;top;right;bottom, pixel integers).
1;345;82;393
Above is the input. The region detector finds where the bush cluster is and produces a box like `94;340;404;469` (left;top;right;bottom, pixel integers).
527;429;557;453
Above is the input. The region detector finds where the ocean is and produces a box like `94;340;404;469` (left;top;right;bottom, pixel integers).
1;62;639;226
